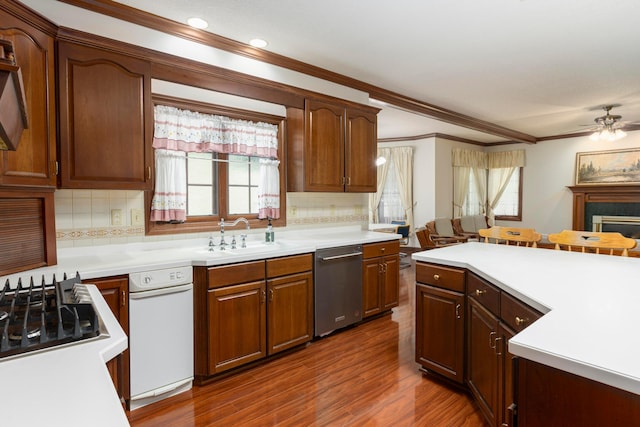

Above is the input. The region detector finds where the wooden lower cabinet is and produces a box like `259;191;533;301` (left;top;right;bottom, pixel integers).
516;358;640;426
467;297;500;426
267;271;314;354
416;265;542;427
362;241;400;318
195;254;314;380
83;275;129;404
416;283;465;383
208;280;267;374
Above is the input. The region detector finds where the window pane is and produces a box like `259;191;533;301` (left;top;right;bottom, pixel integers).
188;185;214;216
377;161;404;223
229;186;250;214
250;187;258;213
494;168;520;217
187;153;213;185
229;154;249;185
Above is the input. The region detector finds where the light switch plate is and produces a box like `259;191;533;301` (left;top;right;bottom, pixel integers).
131;208;143;226
111;209;123;226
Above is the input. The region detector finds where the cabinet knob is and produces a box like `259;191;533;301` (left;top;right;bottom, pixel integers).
515;316;528;326
433;274;440;281
475;289;487;296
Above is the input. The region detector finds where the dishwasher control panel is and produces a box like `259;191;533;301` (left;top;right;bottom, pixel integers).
129;266;193;292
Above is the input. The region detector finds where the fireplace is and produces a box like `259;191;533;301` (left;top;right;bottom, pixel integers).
568;185;640;232
592;215;640;239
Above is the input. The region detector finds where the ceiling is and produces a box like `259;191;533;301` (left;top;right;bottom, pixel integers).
37;0;640;143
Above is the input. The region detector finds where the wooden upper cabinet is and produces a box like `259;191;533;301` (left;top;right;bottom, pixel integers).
57;42;152;189
287;98;378;192
0;8;57;187
345;107;377;192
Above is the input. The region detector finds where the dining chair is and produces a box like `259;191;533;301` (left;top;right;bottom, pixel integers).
478;226;542;248
547;229;637;256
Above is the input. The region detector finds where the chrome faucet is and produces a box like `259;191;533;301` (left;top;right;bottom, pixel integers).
218;217;250;250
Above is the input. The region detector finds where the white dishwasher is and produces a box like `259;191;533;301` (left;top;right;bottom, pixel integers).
129;266;194;410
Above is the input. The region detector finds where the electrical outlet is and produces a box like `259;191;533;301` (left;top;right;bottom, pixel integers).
290;206;297;216
111;209;123;226
131;208;143;226
354;205;362;215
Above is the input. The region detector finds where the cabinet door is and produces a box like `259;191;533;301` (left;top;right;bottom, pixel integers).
468;297;500;426
83;275;130;402
208;281;266;374
304;99;345;191
362;258;382;318
58;42;152;189
381;254;399;311
267;271;313;355
345;107;377;192
500;323;516;427
0;11;57;187
415;283;465;383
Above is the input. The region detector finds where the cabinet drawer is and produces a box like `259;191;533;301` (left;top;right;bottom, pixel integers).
208;261;265;289
416;262;465;293
467;273;500;316
266;253;313;278
363;240;400;259
501;292;541;332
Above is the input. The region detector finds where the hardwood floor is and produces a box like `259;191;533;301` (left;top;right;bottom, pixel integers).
128;261;485;426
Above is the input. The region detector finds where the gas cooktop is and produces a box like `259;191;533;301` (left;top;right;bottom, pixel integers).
0;272;103;360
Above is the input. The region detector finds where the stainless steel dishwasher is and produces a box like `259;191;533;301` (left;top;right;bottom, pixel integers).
314;245;363;337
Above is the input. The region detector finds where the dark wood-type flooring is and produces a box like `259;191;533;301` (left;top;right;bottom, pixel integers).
128;259;484;426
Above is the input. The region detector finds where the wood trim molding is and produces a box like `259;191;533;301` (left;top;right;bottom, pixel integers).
57;0;537;143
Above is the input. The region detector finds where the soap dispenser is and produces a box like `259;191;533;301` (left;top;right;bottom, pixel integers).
265;217;275;244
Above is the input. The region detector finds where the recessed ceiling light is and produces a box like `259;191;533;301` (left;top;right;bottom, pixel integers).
187;17;208;29
249;38;268;48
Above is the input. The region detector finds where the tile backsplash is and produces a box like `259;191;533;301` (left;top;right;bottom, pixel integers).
55;190;369;247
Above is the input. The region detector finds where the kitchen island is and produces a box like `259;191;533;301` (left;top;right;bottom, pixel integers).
413;242;640;426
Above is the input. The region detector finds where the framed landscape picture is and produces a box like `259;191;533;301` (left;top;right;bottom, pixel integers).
575;148;640;185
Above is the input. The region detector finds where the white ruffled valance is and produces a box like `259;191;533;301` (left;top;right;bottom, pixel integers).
153;105;279;158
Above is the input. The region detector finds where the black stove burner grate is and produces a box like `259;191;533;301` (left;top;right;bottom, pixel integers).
0;272;100;359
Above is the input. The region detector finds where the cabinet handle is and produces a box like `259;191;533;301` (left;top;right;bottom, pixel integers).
147;166;151;180
495;336;503;356
515;316;528;326
433;274;440;281
54;161;59;176
455;303;461;319
489;331;497;349
261;290;266;304
342;176;346;185
475;289;487;296
269;288;274;302
346;176;351;185
121;290;126;307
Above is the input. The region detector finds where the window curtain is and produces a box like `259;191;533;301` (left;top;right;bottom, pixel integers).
452;149;487;218
369;147;391;223
150;105;280;222
392;146;414;231
487;150;525;222
257;158;280;219
149;149;187;222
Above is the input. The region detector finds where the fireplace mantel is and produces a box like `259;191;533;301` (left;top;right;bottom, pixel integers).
568;185;640;230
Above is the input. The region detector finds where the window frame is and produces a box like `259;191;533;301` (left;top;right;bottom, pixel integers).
493;166;523;222
146;94;286;235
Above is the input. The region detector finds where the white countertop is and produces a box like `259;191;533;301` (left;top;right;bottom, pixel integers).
0;285;129;427
413;242;640;395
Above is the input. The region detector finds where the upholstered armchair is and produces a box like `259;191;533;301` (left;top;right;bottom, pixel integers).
422;218;468;247
452;215;489;240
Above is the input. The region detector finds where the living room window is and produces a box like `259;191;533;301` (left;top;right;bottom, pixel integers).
455;149;524;222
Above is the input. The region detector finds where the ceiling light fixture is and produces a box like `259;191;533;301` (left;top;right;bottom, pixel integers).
187;17;208;29
590;127;627;142
589;105;627;142
249;38;268;48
